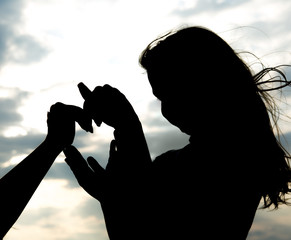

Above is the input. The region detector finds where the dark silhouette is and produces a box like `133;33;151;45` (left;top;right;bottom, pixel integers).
61;26;291;239
0;103;92;239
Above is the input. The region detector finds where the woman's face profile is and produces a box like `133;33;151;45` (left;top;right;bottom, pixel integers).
148;67;197;135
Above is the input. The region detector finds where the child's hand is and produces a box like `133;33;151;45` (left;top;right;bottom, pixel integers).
46;102;93;149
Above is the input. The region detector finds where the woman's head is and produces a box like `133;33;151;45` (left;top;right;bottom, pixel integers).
139;26;291;208
139;26;257;135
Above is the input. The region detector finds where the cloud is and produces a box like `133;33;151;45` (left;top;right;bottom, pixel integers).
0;132;45;176
74;198;105;220
279;131;291;153
142;99;190;158
0;87;45;176
0;98;23;129
7;34;49;64
248;206;291;240
172;0;250;17
17;207;59;226
0;0;49;68
0;0;24;22
0;88;30;131
145;129;190;159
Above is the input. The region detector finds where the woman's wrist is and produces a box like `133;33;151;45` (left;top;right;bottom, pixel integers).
118;113;143;133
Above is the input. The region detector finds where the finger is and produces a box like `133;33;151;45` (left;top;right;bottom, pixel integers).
64;105;93;133
49;102;92;132
102;84;114;91
87;156;105;175
107;139;118;171
109;139;117;156
103;84;126;100
113;130;124;152
64;145;89;172
68;105;93;133
78;82;92;100
83;86;103;127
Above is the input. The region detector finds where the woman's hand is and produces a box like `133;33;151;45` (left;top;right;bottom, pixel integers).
64;141;151;239
78;83;140;131
46;102;93;149
64;145;106;201
79;83;152;169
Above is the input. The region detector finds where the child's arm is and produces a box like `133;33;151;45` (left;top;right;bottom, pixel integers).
0;103;92;238
0;138;62;238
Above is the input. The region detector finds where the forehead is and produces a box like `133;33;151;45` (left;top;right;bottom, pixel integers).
147;68;192;101
147;61;195;85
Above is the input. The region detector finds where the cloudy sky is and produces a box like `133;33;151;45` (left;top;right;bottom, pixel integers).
1;0;291;239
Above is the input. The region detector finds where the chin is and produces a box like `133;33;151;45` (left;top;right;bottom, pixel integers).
166;118;192;135
177;126;192;135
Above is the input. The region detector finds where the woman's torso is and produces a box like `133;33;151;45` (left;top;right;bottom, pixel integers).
149;143;261;239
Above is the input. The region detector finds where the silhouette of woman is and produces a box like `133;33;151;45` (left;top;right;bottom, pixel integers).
0;103;92;239
64;26;291;239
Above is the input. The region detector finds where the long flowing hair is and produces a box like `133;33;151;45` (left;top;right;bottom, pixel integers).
139;26;291;209
252;64;291;208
